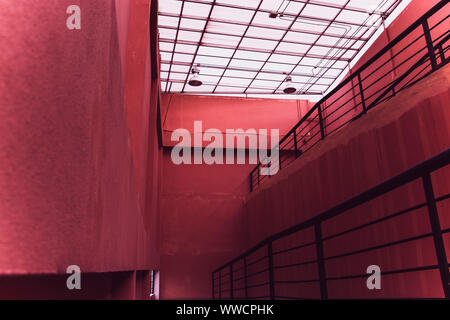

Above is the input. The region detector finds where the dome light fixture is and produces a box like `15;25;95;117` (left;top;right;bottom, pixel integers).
188;64;203;87
282;73;296;94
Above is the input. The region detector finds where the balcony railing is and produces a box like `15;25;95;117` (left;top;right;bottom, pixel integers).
213;148;450;299
250;1;450;191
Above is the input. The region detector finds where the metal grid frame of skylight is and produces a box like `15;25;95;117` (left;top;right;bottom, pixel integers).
158;0;405;96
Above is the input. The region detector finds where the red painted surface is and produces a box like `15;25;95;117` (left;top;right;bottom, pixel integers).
161;94;313;147
244;65;450;298
158;94;312;299
0;0;160;299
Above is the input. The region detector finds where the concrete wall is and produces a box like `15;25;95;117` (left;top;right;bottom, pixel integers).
0;0;161;299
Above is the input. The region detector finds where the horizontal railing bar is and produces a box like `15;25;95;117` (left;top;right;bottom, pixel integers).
245;282;269;290
324;233;433;261
326;265;439;281
273;259;318;270
245;268;270;279
322;202;427;242
246;255;268;267
274;279;319;284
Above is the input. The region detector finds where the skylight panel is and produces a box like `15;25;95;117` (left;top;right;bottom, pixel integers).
178;30;202;42
159;28;177;39
269;54;300;65
173;53;194;63
195;55;230;67
219;77;253;87
224;69;258;79
217;0;261;9
198;46;235;58
276;42;310;54
159;0;181;14
203;33;241;47
234;50;271;61
253;12;291;28
282;1;306;15
256;72;285;81
174;43;197;54
158;15;179;27
240;38;278;51
180;18;207;31
206;21;247;37
215;86;242;93
301;4;340;21
183;2;212;16
262;62;295;73
158;0;408;97
229;59;264;69
336;10;370;26
260;0;285;12
211;6;254;23
166;82;179;92
246;26;285;40
284;31;318;44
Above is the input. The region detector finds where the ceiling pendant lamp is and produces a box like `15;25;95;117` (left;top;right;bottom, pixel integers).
282;73;296;94
188;64;203;87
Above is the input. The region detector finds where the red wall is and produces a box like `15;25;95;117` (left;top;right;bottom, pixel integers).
159;95;313;298
243;65;450;299
0;0;161;299
161;94;313;147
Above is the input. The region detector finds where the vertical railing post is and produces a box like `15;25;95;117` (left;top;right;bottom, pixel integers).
293;129;299;158
212;272;215;299
229;264;234;299
267;242;275;300
244;257;248;299
315;223;328;300
423;20;438;70
438;44;447;66
357;73;367;114
422;173;450;298
318;104;325;140
219;270;222;299
249;173;253;192
257;167;260;185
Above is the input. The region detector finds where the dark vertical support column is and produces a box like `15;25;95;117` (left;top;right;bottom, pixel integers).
249;173;253;192
229;264;234;299
257;168;260;185
423;20;438;70
267;242;275;300
293;129;299;158
212;272;215;299
219;270;222;299
357;73;367;114
315;223;328;300
244;257;248;299
318;105;325;140
422;174;450;298
438;44;447;66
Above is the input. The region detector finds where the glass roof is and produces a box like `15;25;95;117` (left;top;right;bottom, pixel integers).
158;0;407;98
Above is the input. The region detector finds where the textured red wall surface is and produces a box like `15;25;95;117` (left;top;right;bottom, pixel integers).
244;65;450;299
0;0;160;299
158;95;312;299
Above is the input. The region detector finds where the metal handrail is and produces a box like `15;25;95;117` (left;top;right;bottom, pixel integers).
250;0;450;191
214;148;450;299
